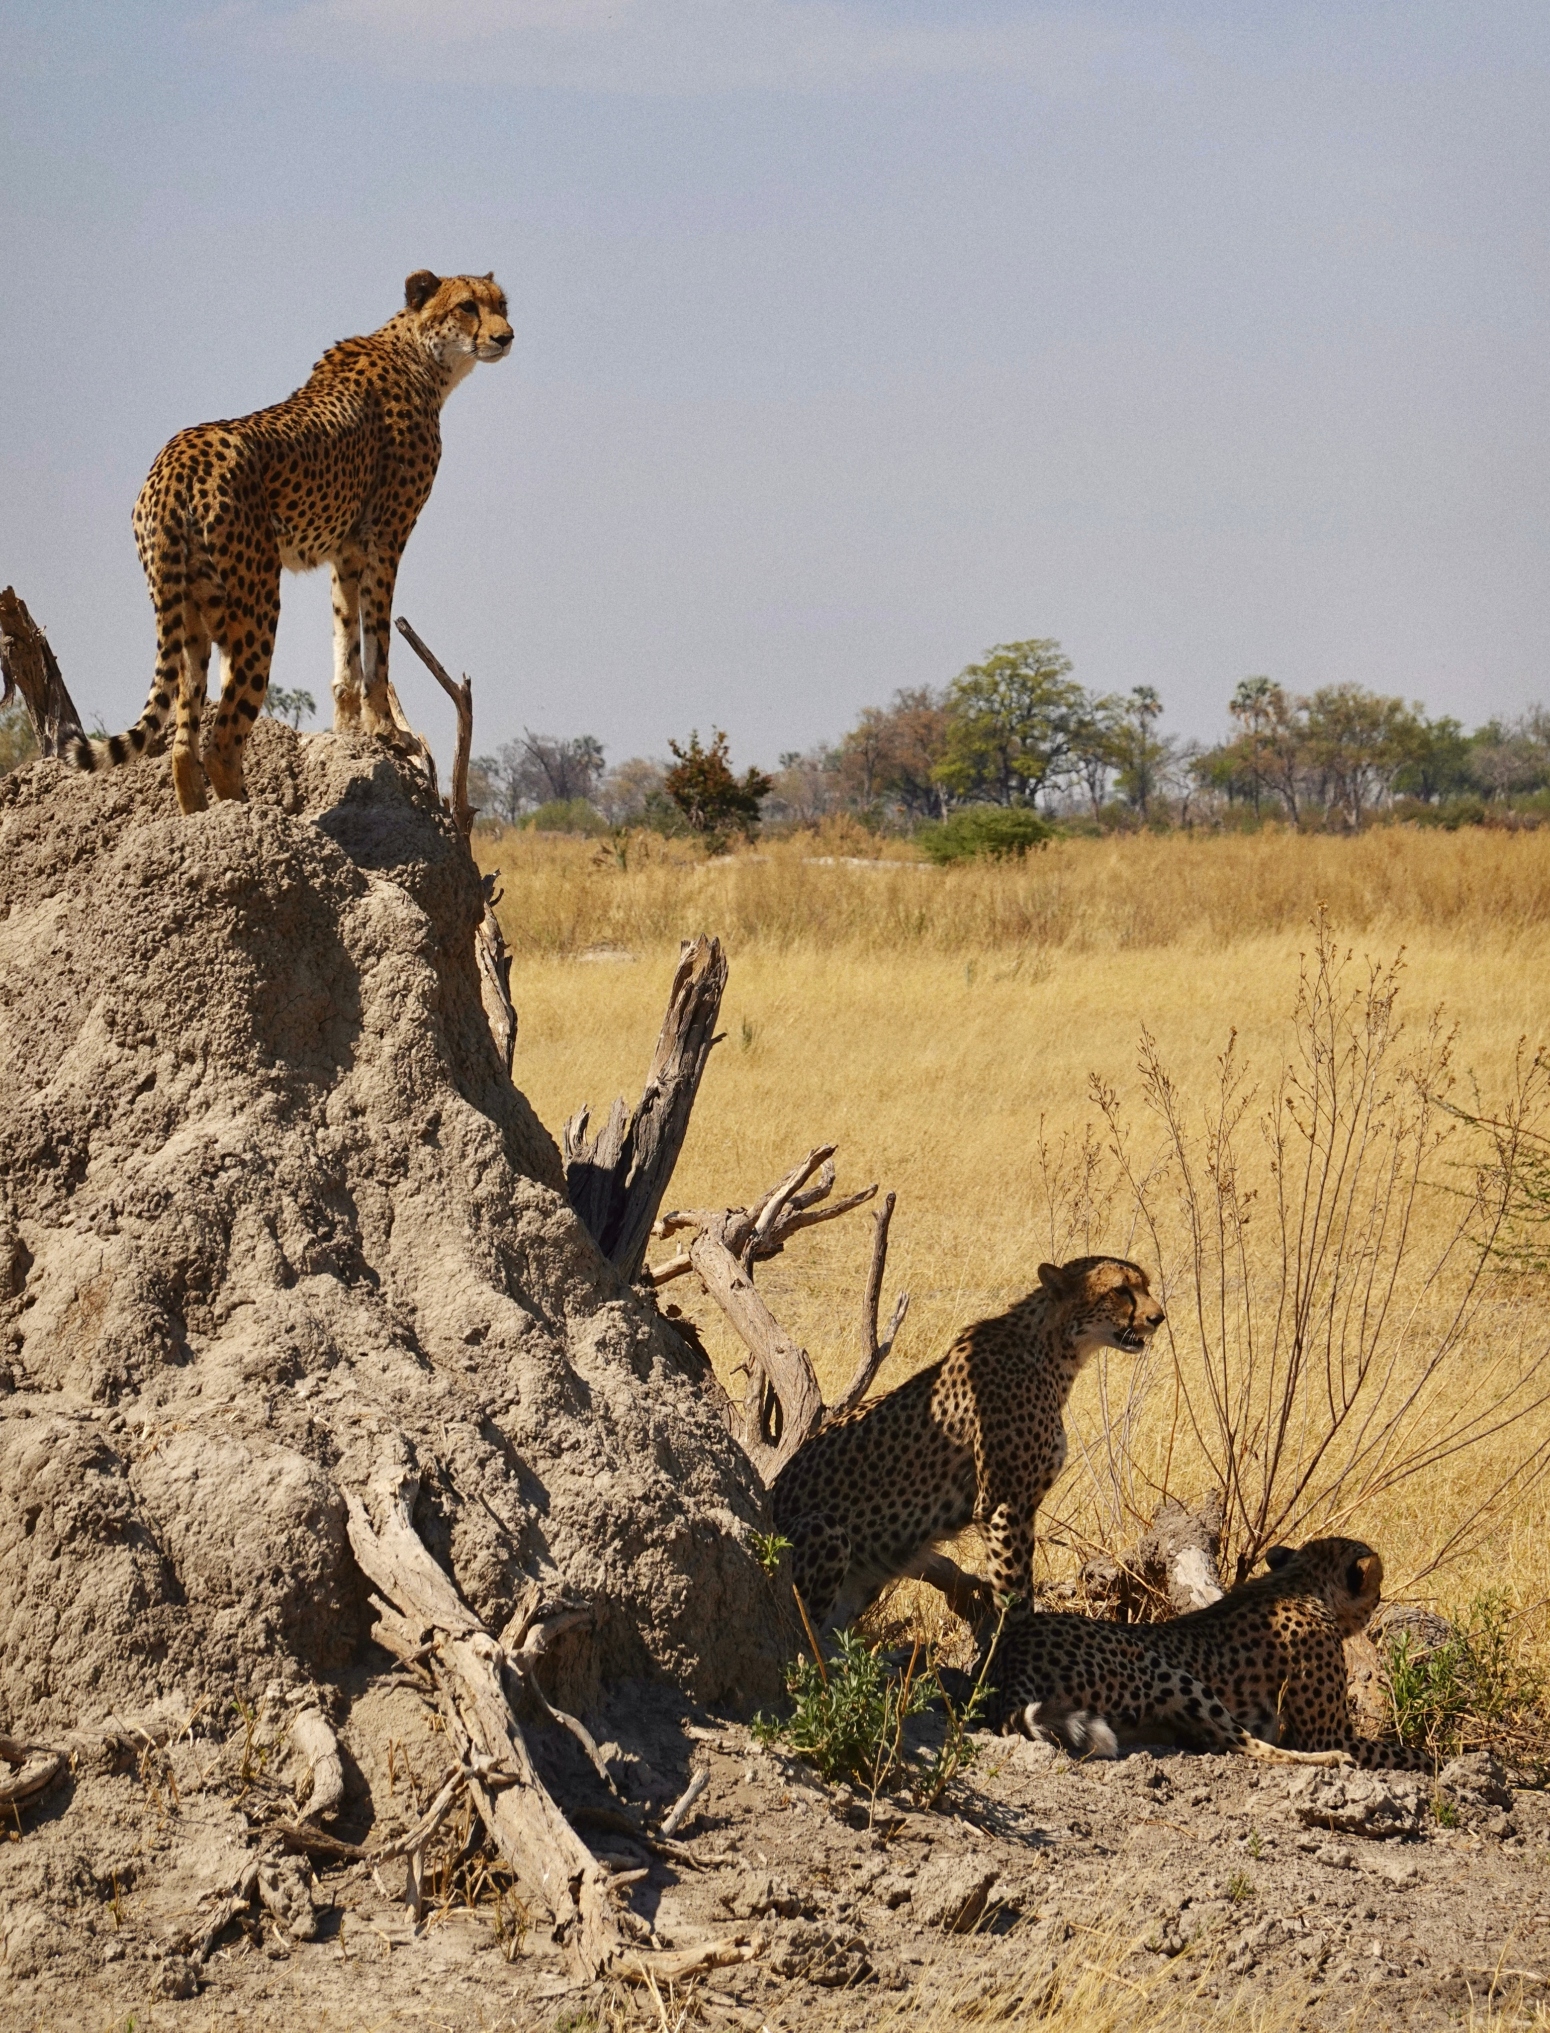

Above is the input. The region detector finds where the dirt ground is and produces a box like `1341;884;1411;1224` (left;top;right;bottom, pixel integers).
5;1670;1547;2033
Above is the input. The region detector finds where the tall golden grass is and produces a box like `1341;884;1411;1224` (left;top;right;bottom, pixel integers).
485;826;1550;1658
480;818;1550;958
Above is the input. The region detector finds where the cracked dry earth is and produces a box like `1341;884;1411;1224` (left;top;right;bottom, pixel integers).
4;1679;1549;2033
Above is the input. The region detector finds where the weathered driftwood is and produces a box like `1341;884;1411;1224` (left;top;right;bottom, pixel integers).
343;1445;621;1977
651;1145;908;1484
395;615;517;1075
1064;1493;1228;1622
343;1444;756;1980
565;935;728;1279
0;586;84;756
288;1703;345;1821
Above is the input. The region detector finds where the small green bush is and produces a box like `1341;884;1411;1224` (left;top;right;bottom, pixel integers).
752;1610;1004;1806
752;1629;939;1792
917;807;1054;865
520;798;608;836
1386;1592;1546;1762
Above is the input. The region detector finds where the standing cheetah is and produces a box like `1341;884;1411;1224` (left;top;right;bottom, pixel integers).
771;1257;1165;1634
69;270;513;814
991;1536;1429;1768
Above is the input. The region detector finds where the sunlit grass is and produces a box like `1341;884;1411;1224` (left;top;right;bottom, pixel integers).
485;827;1550;1671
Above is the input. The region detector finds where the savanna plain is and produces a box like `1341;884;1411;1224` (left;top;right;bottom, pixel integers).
476;821;1550;2033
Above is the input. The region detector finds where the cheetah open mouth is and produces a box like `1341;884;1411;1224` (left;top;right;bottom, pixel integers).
1114;1325;1147;1351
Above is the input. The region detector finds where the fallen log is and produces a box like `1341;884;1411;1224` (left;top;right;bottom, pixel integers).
343;1441;623;1978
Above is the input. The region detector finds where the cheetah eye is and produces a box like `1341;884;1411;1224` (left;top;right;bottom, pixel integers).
458;300;478;316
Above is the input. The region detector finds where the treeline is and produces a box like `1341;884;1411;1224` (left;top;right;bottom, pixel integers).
466;639;1550;839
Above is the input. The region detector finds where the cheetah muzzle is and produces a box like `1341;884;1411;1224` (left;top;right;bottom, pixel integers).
68;269;513;815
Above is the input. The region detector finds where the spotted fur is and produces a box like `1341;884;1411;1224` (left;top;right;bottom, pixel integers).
69;270;513;814
771;1256;1165;1634
991;1536;1429;1769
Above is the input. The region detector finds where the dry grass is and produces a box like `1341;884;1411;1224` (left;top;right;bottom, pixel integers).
480;818;1550;958
486;826;1550;1664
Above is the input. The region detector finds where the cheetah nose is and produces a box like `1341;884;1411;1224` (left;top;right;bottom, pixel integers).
492;330;513;348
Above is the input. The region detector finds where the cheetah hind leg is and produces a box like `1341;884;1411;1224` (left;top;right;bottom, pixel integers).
1143;1666;1350;1767
1021;1699;1120;1760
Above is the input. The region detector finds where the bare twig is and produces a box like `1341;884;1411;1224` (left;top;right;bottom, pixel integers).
395;616;474;835
390;617;516;1075
828;1191;910;1419
659;1769;708;1837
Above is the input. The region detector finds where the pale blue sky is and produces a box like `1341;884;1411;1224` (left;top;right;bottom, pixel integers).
2;1;1546;773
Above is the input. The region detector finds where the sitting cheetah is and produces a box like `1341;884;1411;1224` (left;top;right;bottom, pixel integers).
771;1256;1164;1635
991;1536;1428;1768
69;270;513;814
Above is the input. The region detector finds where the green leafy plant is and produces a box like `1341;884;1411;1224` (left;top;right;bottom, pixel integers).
1227;1871;1255;1903
750;1530;792;1576
752;1627;940;1794
917;806;1054;865
1386;1592;1547;1763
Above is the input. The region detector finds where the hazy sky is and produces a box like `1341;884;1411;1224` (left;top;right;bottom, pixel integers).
3;1;1546;775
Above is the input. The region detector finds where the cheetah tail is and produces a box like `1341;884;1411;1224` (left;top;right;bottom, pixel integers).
65;717;170;776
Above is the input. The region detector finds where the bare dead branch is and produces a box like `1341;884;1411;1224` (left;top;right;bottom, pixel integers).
344;1443;622;1978
395;615;474;835
565;936;728;1279
828;1192;911;1420
0;587;84;756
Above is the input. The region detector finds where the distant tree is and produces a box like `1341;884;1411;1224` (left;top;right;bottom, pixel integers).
265;686;316;728
469;732;606;823
596;756;668;827
664;729;772;843
1066;692;1125;819
767;746;843;827
935;640;1083;808
1392;715;1473;803
1205;678;1307;821
1467;711;1550;800
1109;685;1172;818
1299;685;1418;829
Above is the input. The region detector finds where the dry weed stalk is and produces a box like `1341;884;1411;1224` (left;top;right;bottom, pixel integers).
1051;913;1550;1581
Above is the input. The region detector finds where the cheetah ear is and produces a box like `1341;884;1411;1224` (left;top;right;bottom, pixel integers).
405;270;441;312
1354;1552;1382;1596
1263;1544;1296;1572
1037;1261;1073;1299
482;270;495;282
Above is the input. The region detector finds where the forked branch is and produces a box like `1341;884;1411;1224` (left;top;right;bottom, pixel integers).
651;1152;908;1483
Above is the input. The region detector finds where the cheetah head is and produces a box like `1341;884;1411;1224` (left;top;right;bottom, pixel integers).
1263;1536;1384;1632
1038;1255;1164;1361
405;270;514;380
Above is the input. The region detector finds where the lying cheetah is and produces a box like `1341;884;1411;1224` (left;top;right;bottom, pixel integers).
771;1257;1164;1635
992;1536;1428;1768
69;270;513;814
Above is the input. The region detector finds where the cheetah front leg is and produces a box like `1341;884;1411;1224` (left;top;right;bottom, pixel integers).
982;1499;1034;1611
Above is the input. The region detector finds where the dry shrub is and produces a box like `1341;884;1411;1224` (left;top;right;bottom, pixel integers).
1041;913;1550;1592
